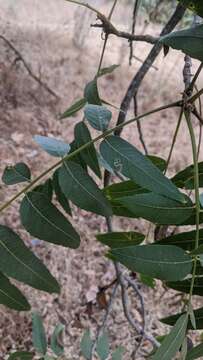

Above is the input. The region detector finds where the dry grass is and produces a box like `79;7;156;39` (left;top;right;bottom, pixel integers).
0;1;203;359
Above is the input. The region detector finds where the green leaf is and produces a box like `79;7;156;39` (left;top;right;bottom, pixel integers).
97;231;145;248
80;330;93;360
84;79;101;105
112;346;125;360
60;98;86;119
69;139;87;170
0;225;59;294
151;314;188;360
50;323;65;356
109;245;192;281
157;229;203;251
186;342;203;360
139;274;155;289
20;192;80;248
161;306;203;330
58;161;112;216
34;135;70;157
74;121;101;178
34;179;53;201
84;105;112;132
200;193;203;208
172;162;203;189
96;332;109;360
167;277;203;296
179;0;203;18
98;64;120;77
8;351;34;360
52;170;71;215
104;180;145;201
32;312;47;355
2;162;31;185
118;193;193;225
100;136;184;203
0;272;30;311
97;152;115;174
160;25;203;62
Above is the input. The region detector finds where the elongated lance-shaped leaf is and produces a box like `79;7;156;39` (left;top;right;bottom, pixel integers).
112;346;125;360
97;231;145;248
2;162;31;185
0;225;59;293
74;121;101;178
34;135;70;157
152;314;188;360
20;192;80;248
8;351;34;360
51;323;65;356
53;170;71;215
186;342;203;360
60;98;86;119
100;136;185;203
32;312;47;355
167;277;203;296
109;245;192;281
80;330;93;360
157;229;203;251
119;193;193;225
172;161;203;189
0;271;30;311
161;306;203;330
84;79;101;105
96;332;109;360
160;24;203;62
59;161;112;217
98;64;120;77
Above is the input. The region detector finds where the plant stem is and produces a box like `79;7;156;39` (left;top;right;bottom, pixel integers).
0;100;180;214
164;107;184;174
185;110;200;304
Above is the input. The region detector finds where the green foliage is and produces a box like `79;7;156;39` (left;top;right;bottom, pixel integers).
96;332;109;360
84;104;112;132
58;161;112;216
109;245;192;281
20;192;80;248
1;2;203;358
152;314;188;360
179;0;203;17
160;25;203;62
60;98;87;119
34;135;70;157
80;330;93;360
2;162;31;185
50;323;65;356
8;352;34;360
32;312;47;355
97;231;145;248
100;136;184;202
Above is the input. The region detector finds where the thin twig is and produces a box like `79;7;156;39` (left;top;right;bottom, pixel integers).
66;0;158;44
0;35;59;99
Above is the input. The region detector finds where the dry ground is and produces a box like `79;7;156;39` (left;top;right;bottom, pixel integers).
0;1;203;359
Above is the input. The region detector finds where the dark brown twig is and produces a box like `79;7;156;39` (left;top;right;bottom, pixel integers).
0;35;59;99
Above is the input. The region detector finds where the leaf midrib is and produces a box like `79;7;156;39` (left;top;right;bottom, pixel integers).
26;194;76;243
0;238;55;290
104;138;182;201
